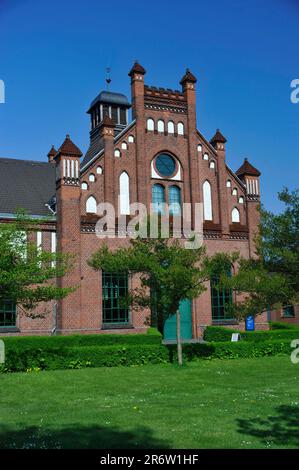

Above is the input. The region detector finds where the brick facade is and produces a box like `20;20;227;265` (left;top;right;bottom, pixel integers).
2;62;279;337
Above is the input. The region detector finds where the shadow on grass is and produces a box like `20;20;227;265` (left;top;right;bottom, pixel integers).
0;424;170;449
237;405;299;447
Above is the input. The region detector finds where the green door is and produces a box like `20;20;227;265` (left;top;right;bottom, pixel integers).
163;299;192;341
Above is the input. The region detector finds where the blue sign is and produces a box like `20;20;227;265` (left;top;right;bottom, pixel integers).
245;315;255;331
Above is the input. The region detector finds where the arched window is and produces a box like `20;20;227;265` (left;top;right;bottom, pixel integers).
119;172;130;215
232;188;238;196
167;121;175;134
226;180;231;188
96;166;103;174
121;142;127;150
169;185;181;215
147;118;154;131
203;153;209;161
86;196;97;214
238;196;244;204
114;149;121;158
177;122;184;135
232;208;240;223
81;182;88;190
157;120;165;132
89;174;95;182
203;181;213;221
152;184;165;214
128;135;134;143
210;161;215;169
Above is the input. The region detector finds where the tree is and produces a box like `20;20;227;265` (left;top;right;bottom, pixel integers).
0;213;75;317
208;188;299;319
89;224;209;365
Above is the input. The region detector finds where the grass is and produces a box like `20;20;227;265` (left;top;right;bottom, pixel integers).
0;356;298;449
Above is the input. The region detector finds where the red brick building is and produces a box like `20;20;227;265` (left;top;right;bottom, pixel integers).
2;62;295;337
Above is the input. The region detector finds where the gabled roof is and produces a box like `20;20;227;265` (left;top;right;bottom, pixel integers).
0;158;56;217
210;129;227;144
56;134;82;157
236;158;261;177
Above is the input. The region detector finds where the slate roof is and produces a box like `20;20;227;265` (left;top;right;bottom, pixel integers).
87;91;131;113
0;158;56;217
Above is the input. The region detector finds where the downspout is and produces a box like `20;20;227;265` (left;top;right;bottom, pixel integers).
51;302;57;335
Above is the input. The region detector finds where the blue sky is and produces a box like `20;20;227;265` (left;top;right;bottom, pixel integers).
0;0;298;212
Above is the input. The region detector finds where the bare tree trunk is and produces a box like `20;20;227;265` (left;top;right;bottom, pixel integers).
176;308;183;366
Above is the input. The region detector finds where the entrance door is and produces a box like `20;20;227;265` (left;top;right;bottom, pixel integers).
163;299;192;341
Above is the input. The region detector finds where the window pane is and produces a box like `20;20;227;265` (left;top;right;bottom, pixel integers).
152;184;165;214
102;272;129;324
169;186;181;215
0;300;16;327
210;273;233;321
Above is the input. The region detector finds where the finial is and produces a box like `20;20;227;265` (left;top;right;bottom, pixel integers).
106;67;111;90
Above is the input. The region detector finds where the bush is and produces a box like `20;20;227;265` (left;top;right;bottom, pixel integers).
203;325;299;343
170;339;292;361
0;343;169;373
269;321;298;330
0;330;162;352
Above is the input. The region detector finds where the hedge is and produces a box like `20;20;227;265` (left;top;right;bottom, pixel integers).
203;325;299;343
0;338;293;373
0;328;162;351
269;321;298;330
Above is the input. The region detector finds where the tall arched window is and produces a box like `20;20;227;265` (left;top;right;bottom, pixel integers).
232;208;240;223
177;122;184;135
152;184;165;214
119;171;130;215
86;196;97;214
147;118;154;131
211;267;233;320
167;121;175;133
157;120;165;132
203;181;213;221
169;185;181;215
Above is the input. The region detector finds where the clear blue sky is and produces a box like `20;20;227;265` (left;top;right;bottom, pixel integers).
0;0;298;212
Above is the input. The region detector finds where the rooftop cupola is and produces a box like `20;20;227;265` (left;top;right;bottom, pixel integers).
87;90;131;134
210;129;227;151
47;145;57;163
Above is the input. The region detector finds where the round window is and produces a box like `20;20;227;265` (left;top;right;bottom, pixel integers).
155;154;176;177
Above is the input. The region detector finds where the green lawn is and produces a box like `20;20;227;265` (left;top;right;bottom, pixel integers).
0;356;298;449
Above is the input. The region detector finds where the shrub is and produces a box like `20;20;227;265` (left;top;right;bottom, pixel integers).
269;321;298;330
203;325;299;343
170;339;292;361
0;343;169;373
0;330;162;352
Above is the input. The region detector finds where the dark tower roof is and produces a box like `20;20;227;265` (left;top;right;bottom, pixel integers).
180;68;197;85
87;91;130;114
47;145;57;158
210;129;227;144
56;134;82;157
128;61;146;77
236;158;261;177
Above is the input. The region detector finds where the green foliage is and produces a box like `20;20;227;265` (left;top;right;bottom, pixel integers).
172;339;292;361
0;330;294;373
206;188;299;319
0;212;76;315
204;325;299;342
269;321;298;330
89;220;210;334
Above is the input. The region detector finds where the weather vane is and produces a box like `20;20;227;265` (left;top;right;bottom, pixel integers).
106;67;111;91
